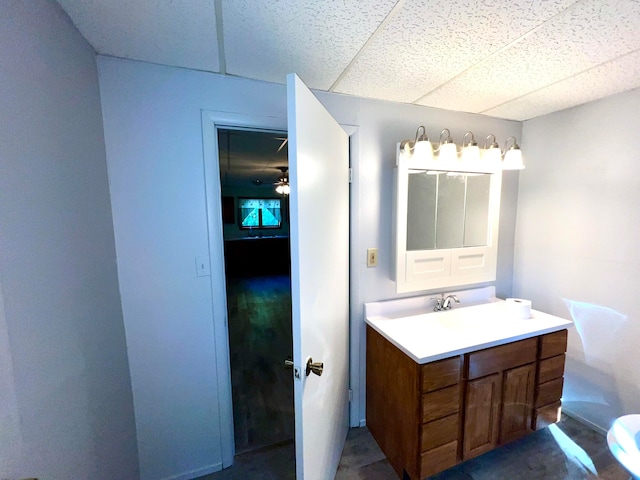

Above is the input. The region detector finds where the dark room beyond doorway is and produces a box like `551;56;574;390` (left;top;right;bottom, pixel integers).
217;128;294;462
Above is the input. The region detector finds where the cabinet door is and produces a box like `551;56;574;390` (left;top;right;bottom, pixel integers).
500;363;535;444
463;373;501;460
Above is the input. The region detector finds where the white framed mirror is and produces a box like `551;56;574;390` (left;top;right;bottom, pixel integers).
393;146;502;293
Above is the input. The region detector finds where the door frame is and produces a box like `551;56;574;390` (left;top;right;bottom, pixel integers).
201;109;360;468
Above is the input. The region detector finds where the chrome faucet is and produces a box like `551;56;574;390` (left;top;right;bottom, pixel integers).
433;293;460;311
442;294;460;310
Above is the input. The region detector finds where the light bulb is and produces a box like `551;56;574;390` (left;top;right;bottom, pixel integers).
461;144;480;164
413;139;433;162
483;146;502;169
502;148;524;170
439;142;457;164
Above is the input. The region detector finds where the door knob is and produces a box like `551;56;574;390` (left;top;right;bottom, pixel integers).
284;358;294;367
306;357;324;377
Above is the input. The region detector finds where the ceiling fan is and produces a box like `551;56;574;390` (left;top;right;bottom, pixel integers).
275;136;288;153
274;166;290;195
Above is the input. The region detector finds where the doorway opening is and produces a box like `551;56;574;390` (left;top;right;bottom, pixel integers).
216;128;295;474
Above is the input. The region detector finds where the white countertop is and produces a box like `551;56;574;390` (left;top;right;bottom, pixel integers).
365;299;573;364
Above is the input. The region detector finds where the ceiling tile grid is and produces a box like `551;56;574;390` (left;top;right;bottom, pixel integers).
54;0;640;121
331;0;579;103
483;48;640;120
56;0;220;72
221;0;397;90
417;0;640;115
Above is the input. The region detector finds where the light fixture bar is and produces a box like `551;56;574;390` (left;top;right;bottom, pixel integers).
398;127;524;173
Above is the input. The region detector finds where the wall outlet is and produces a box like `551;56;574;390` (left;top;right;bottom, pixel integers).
367;248;378;267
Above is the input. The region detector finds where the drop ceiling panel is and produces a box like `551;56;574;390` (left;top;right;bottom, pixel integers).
417;0;640;114
54;0;640;121
484;49;640;121
221;0;397;90
56;0;220;72
332;0;579;103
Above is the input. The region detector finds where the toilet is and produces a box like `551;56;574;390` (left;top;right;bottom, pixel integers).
607;414;640;480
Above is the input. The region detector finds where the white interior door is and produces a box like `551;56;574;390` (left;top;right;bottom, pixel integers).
287;73;350;480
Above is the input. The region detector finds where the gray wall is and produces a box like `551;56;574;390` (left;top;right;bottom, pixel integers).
0;2;138;478
516;87;640;431
97;55;521;479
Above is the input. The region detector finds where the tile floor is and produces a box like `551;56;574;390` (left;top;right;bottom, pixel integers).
199;414;630;480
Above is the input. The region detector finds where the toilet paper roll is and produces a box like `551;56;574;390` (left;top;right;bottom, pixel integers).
505;298;532;319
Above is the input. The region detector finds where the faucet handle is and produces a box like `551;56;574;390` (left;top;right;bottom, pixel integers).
431;293;445;311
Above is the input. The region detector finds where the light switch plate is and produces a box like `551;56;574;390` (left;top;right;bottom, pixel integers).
367;248;378;267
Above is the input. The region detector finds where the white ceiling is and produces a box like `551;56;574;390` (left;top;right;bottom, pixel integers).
56;0;640;121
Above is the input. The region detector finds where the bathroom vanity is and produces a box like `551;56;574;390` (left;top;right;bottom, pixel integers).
365;291;572;479
382;144;572;478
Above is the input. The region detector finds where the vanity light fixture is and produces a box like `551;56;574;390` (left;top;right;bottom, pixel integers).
401;125;433;162
501;136;525;170
484;134;525;170
399;127;524;174
437;128;458;164
483;134;503;168
449;132;482;177
461;132;481;164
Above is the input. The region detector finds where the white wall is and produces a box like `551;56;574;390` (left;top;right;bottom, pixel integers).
0;2;139;479
331;96;523;426
515;88;640;431
97;56;522;479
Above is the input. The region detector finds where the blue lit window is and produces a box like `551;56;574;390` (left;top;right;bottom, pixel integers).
239;198;282;229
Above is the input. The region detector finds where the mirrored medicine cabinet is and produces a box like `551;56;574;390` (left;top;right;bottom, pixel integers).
393;148;502;293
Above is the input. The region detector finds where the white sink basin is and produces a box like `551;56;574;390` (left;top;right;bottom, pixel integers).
364;289;573;364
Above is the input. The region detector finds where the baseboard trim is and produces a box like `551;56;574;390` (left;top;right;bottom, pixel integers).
163;462;223;480
562;407;608;435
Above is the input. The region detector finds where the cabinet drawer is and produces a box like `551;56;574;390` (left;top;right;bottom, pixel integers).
420;413;459;452
419;440;458;478
538;354;565;384
540;330;568;359
536;377;564;408
422;385;460;423
534;401;562;430
421;356;461;393
467;338;537;379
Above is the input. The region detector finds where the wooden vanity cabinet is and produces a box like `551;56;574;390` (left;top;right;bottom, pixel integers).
533;329;568;430
419;358;462;478
366;327;463;480
463;338;537;459
366;326;568;480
